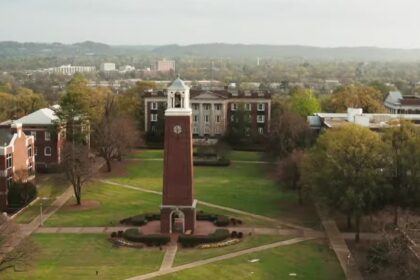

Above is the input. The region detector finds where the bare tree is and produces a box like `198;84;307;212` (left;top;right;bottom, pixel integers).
92;93;139;172
61;143;95;205
276;149;304;204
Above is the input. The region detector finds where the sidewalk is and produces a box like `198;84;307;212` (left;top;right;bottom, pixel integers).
316;206;364;280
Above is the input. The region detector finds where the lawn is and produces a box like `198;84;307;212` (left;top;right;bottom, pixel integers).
174;235;291;266
45;182;161;227
158;241;345;280
14;174;69;224
0;234;164;280
130;149;264;162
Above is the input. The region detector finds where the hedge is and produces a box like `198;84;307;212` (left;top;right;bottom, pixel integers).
123;228;170;246
7;181;37;209
120;213;160;226
196;211;230;226
179;229;230;247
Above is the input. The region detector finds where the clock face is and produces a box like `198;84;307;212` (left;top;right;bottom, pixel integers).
173;125;182;134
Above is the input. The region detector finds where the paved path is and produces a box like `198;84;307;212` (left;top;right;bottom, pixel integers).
316;205;364;280
126;237;314;280
0;186;73;261
160;242;178;271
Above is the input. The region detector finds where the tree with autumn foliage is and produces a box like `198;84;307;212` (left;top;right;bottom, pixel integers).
302;124;389;242
323;84;386;113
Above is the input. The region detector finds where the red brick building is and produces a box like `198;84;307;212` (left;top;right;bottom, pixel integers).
0;123;35;211
144;89;271;138
16;107;65;171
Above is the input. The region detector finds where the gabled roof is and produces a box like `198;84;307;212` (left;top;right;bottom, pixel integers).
385;91;403;105
16;107;59;126
168;78;189;91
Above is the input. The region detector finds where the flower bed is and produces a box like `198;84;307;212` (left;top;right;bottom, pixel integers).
198;238;242;249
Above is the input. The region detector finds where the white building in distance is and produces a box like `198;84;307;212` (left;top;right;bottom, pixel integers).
100;63;116;72
43;65;96;75
119;65;136;73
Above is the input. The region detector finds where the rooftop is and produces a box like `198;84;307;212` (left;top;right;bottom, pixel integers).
16;107;59;126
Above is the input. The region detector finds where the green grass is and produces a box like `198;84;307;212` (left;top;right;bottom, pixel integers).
45;182;161;227
158;241;345;280
0;234;164;280
174;235;290;266
229;150;264;161
14;174;68;224
130;149;164;159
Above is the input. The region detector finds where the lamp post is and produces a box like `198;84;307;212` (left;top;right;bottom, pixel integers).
39;197;49;226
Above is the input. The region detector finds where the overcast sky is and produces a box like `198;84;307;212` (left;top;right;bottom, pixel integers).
0;0;419;48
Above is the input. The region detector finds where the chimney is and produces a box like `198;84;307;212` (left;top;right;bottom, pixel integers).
11;123;22;138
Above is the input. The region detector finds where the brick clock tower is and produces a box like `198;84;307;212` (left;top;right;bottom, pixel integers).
160;78;196;234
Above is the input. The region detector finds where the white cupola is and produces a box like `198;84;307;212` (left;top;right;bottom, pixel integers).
167;77;190;110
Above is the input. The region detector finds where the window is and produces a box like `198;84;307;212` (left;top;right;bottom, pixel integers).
257;115;265;123
215;104;222;111
258;127;264;134
257;103;265;111
151;126;157;132
193;127;199;134
230;115;235;122
151;102;158;110
231;103;237;111
192;104;199;111
215;127;221;135
31;131;37;140
205;115;210;123
151;114;158;122
204;127;210;135
204;104;211;111
44;146;52;156
245;103;252;111
34;147;38;156
6;154;13;169
216;115;221;123
28;145;32;157
28;162;33;174
45;131;51;141
193;115;199;122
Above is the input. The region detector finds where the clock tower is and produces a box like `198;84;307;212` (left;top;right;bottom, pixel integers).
160;78;196;233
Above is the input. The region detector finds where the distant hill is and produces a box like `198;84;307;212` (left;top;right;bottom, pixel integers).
1;41;420;61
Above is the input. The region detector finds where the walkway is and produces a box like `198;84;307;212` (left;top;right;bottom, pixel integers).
159;242;178;271
126;237;314;280
127;158;271;164
317;206;364;280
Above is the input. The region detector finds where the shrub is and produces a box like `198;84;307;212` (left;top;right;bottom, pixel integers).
110;232;117;238
123;228;170;246
237;232;243;239
117;230;124;237
193;158;230;167
214;215;230;226
231;231;237;238
120;213;160;226
179;229;230;247
7;181;37;208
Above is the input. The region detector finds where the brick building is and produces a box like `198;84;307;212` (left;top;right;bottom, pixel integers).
15;108;65;171
0;123;35;211
144;86;271;138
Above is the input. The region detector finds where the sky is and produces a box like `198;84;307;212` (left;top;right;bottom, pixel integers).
0;0;419;48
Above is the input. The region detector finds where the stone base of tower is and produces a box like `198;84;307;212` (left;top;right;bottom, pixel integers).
160;200;197;234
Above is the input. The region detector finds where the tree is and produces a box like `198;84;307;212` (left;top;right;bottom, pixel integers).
266;98;311;159
324;85;386;113
382;121;420;225
289;88;321;117
225;104;252;146
62;143;95;205
92;92;138;172
302;124;388;242
276;149;304;204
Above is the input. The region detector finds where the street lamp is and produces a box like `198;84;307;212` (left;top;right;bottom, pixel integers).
39;197;49;226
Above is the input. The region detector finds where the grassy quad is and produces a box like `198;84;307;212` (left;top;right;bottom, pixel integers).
174;235;291;266
0;234;164;280
158;241;345;280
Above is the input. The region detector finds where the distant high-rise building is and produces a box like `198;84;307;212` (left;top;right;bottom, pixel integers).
100;63;116;72
157;59;176;72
